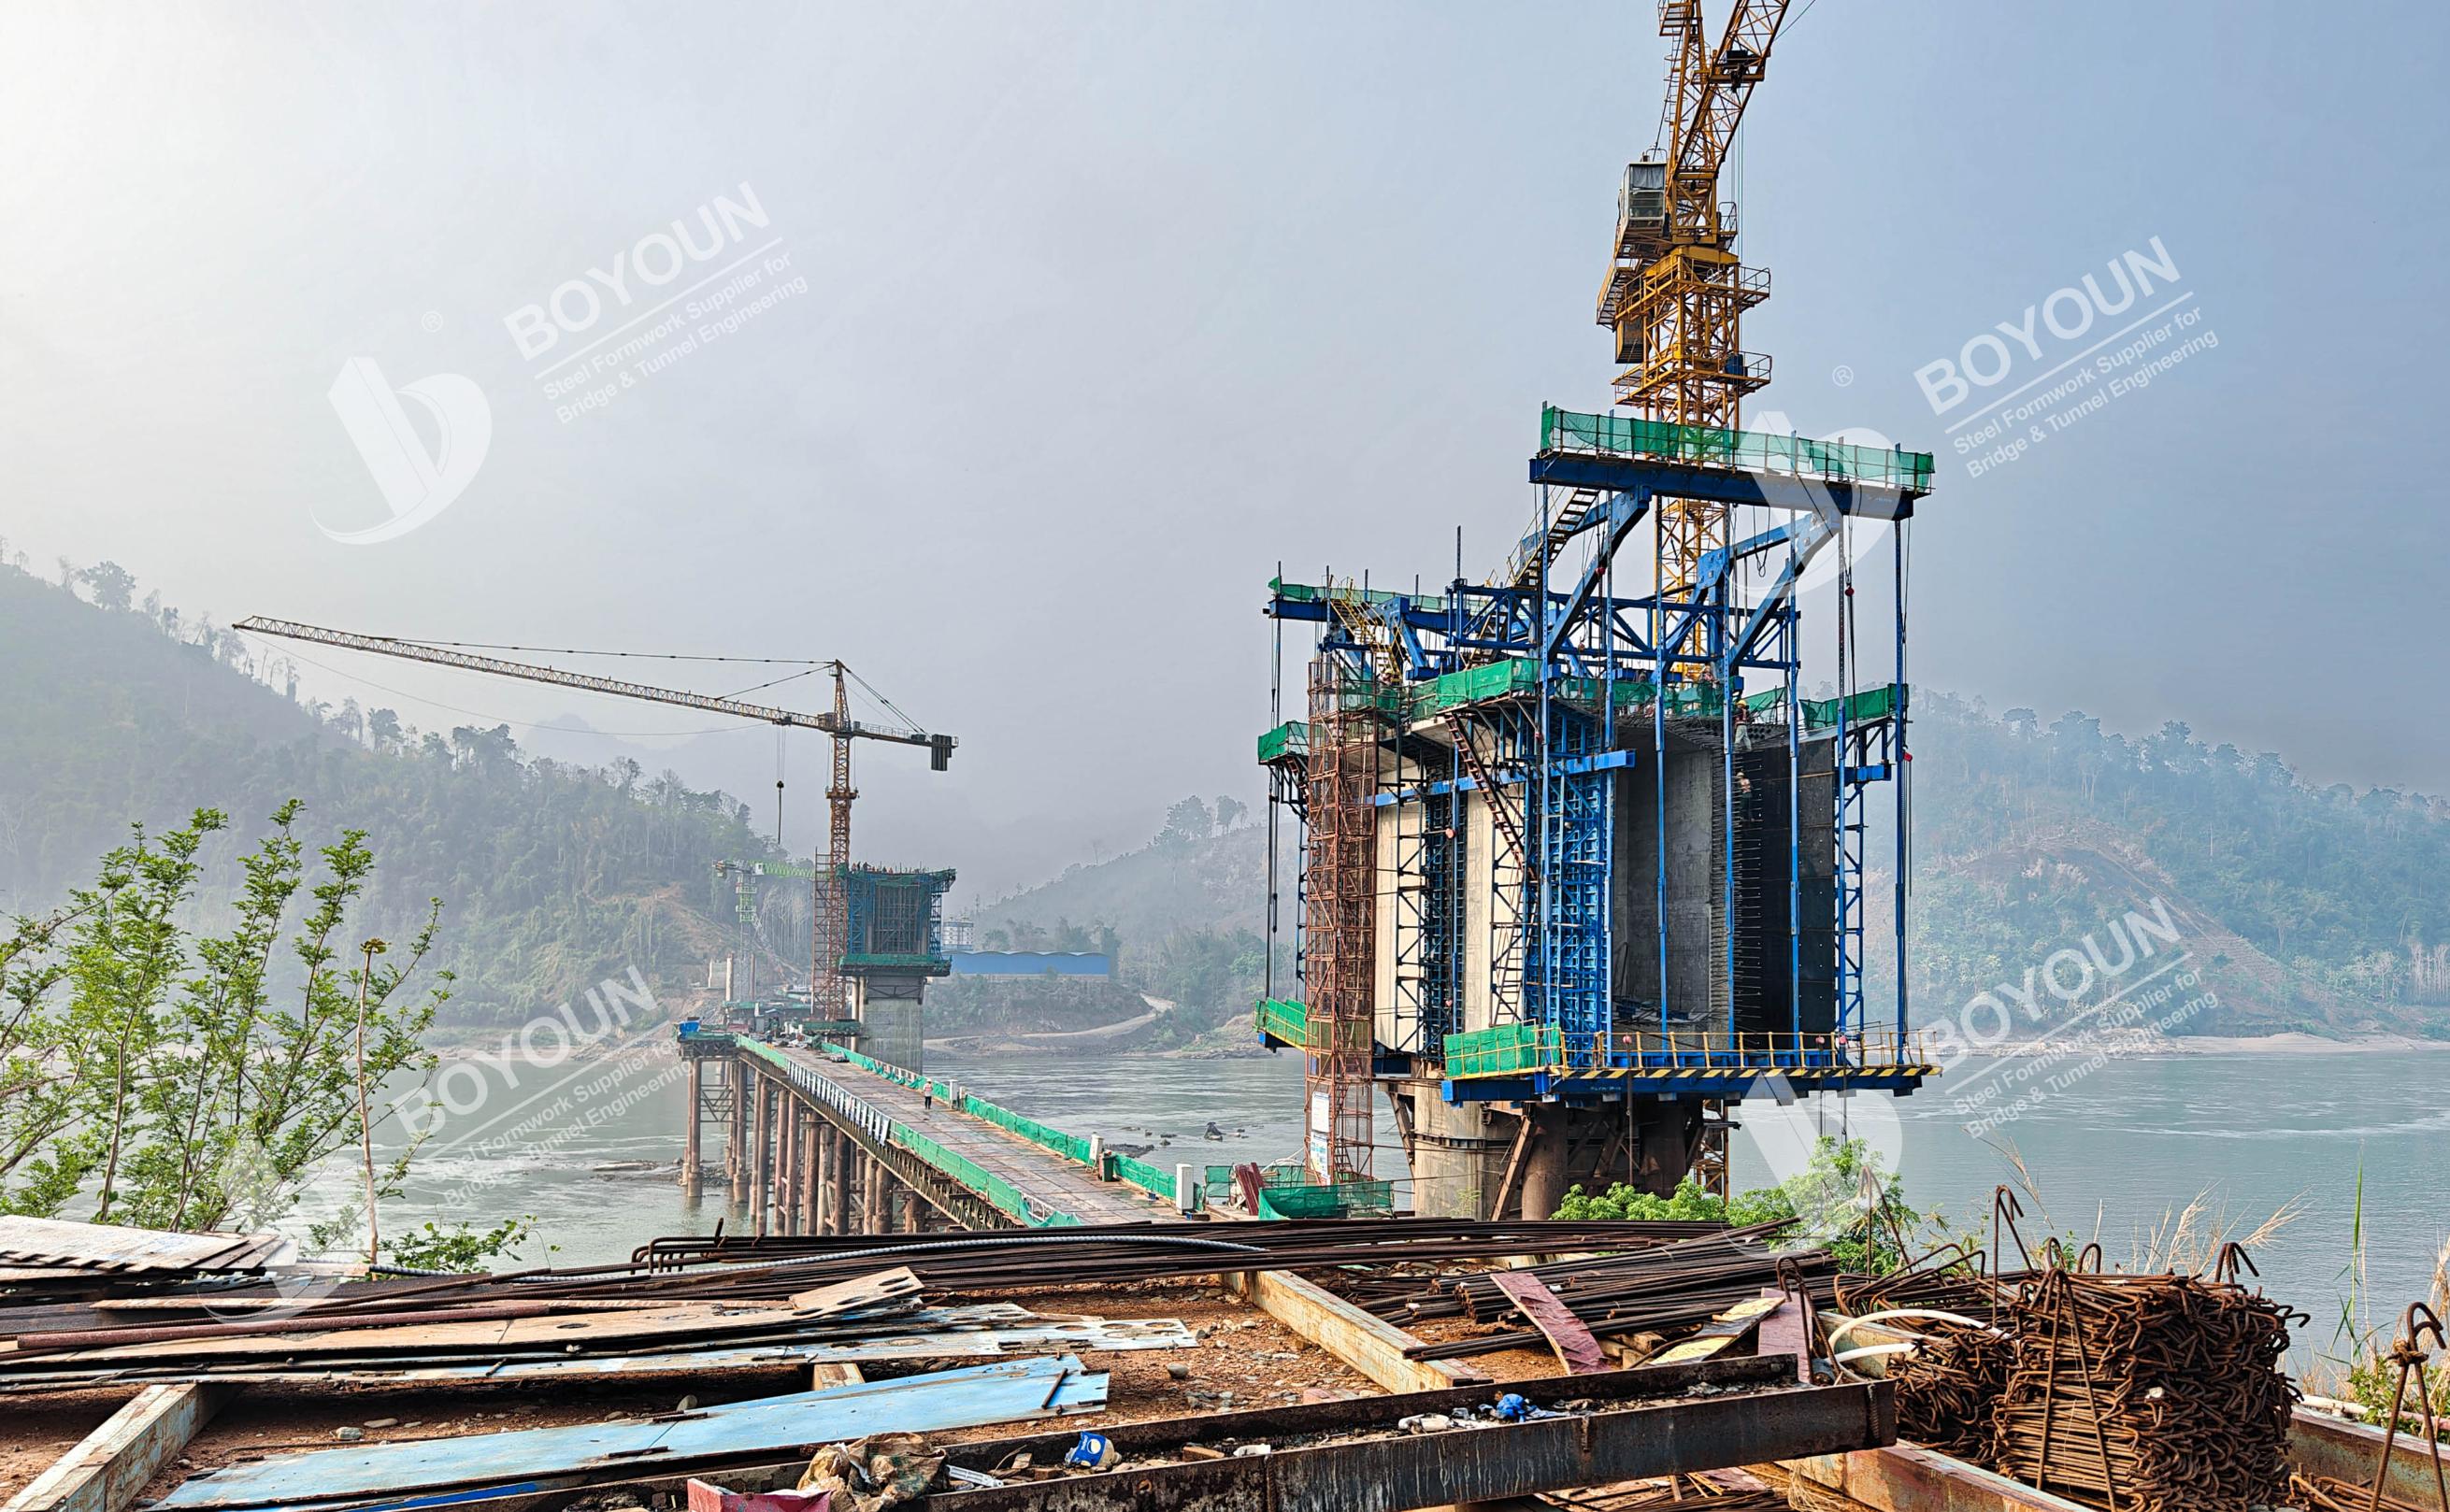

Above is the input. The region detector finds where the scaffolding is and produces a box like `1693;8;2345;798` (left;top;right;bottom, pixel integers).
1300;655;1379;1184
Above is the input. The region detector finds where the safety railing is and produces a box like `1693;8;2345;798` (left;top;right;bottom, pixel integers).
1443;1023;1935;1077
1110;1153;1177;1201
1540;404;1936;493
749;1039;1081;1227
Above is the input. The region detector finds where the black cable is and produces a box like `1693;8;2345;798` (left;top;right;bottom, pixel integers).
387;639;830;666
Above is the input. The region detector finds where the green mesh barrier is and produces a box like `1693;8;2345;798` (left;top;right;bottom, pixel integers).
1257;1180;1393;1219
1111;1153;1176;1199
1256;720;1310;764
1540;405;1935;492
1442;1021;1554;1076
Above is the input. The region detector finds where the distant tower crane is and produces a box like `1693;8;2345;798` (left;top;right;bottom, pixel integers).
1597;0;1791;646
232;618;954;1019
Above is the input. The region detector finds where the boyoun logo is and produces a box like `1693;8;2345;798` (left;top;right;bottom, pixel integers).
322;357;492;544
502;184;773;362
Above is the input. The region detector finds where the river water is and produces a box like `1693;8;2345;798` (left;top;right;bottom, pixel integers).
362;1042;2444;1371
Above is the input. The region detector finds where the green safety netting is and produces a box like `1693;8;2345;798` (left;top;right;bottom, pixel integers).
1540;405;1935;492
1442;1021;1555;1077
1254;997;1309;1046
1257;1179;1394;1219
1111;1153;1176;1199
1264;674;1904;755
1256;720;1309;765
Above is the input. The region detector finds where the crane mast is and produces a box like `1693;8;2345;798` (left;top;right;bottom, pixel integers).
234;617;953;1016
1598;0;1791;638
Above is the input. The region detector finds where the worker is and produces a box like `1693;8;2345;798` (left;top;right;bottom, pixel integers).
923;1086;934;1115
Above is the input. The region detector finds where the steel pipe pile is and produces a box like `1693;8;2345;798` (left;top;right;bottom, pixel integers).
1988;1264;2302;1512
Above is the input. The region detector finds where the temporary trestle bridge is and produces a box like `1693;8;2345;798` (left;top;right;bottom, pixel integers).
678;1029;1183;1234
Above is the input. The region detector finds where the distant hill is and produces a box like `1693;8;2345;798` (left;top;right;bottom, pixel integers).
955;803;1279;1045
1898;693;2449;1037
0;560;779;1027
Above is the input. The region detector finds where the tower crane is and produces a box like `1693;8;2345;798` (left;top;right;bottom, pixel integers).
1597;0;1792;642
233;617;954;1019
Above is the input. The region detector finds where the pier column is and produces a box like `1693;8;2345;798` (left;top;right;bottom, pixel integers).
1517;1106;1569;1223
829;1132;851;1236
725;1060;748;1204
681;1056;703;1195
751;1076;772;1238
778;1097;799;1235
861;1157;884;1233
816;1126;838;1234
799;1113;822;1234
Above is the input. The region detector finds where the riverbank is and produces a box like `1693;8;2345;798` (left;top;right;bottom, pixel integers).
1960;1028;2450;1058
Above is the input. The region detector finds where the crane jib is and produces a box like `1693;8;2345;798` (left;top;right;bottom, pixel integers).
230;615;953;760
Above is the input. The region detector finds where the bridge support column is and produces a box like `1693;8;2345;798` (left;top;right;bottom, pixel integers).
782;1098;804;1235
681;1056;703;1196
726;1060;748;1205
830;1135;852;1235
799;1113;821;1234
862;1156;884;1233
752;1076;774;1238
1518;1105;1569;1223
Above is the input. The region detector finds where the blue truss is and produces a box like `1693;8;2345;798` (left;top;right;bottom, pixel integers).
1524;692;1612;1064
1261;431;1924;1104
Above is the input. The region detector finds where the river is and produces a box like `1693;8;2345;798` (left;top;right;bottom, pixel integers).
359;1042;2444;1373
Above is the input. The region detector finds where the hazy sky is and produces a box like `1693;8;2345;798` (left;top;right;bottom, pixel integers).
6;2;2445;903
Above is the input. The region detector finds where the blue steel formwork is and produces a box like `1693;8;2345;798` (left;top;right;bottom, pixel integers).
1258;408;1935;1109
1526;690;1611;1065
838;865;957;977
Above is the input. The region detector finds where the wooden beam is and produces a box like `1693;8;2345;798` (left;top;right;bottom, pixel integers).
1487;1111;1537;1220
1226;1268;1488;1394
5;1384;225;1512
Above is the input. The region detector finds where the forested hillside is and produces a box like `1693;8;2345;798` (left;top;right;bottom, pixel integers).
1900;693;2450;1034
0;557;778;1027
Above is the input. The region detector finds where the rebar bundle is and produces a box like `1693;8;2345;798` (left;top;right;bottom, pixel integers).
1989;1266;2301;1512
1834;1259;2019;1462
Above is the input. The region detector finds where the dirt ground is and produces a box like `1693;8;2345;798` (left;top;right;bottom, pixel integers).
931;1282;1383;1437
0;1393;123;1500
94;1281;1381;1495
1403;1314;1570;1383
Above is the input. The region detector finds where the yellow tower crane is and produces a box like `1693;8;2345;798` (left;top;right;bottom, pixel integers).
1597;0;1792;644
232;618;954;1020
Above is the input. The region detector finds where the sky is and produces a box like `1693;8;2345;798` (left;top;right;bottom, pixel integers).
5;1;2446;905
